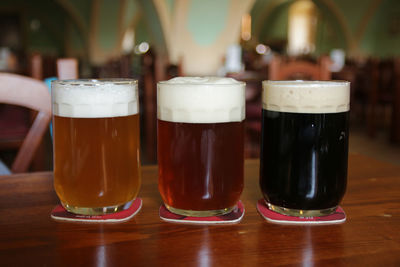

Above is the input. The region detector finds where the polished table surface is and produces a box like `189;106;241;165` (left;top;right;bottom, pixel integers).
0;153;400;266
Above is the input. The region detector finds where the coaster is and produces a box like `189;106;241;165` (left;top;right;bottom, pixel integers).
51;198;142;223
256;199;346;225
159;201;245;225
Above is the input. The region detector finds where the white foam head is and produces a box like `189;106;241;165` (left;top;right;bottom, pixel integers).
52;79;139;118
262;80;350;113
157;77;245;123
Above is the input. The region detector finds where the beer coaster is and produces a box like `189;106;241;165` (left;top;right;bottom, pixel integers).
51;198;142;223
159;201;245;225
256;199;346;225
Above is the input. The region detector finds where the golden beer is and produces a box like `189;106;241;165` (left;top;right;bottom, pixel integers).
52;79;141;215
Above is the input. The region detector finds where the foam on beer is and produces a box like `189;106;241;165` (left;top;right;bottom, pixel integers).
52;80;139;118
157;77;245;123
262;80;350;113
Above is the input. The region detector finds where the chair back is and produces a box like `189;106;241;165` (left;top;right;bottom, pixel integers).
391;58;400;143
57;58;78;80
0;73;51;173
269;56;332;80
29;53;43;80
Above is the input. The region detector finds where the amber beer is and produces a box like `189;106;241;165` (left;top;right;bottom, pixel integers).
52;79;141;215
260;81;350;217
157;77;245;216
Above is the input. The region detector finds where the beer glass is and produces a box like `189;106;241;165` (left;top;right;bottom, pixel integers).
260;80;350;217
157;77;245;217
52;79;141;215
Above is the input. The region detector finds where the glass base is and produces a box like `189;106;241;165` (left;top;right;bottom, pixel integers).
266;202;337;217
62;201;132;216
165;204;234;217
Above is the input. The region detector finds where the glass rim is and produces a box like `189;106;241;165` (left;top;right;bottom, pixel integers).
262;80;350;87
52;78;138;86
157;80;246;87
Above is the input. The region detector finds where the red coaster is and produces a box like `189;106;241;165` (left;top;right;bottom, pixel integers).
159;201;245;225
257;199;346;225
51;198;142;223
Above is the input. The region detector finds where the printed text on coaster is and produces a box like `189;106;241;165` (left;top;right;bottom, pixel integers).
159;201;245;225
256;199;346;225
51;198;142;223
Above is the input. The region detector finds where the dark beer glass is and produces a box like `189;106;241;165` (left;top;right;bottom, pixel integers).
260;80;350;217
157;77;245;217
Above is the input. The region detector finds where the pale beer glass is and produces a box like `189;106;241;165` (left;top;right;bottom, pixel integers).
52;79;141;215
157;77;245;217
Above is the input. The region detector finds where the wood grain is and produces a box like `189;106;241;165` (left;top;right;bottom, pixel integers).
0;153;399;266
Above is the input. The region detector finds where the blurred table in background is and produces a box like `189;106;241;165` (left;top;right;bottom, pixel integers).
227;71;265;158
0;153;399;266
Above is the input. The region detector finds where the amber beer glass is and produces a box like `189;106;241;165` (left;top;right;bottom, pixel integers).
260;81;350;217
157;77;245;216
52;79;141;215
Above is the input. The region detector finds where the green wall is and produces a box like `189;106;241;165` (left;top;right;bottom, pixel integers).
69;0;92;26
137;0;167;55
258;3;289;46
314;12;343;55
67;0;92;57
252;0;400;58
1;0;399;62
187;0;230;46
334;0;373;33
135;16;151;45
124;0;139;29
98;0;120;51
361;0;400;57
0;0;65;55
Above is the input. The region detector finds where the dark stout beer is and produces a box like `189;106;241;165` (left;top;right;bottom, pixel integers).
260;110;349;210
260;81;350;216
157;77;245;216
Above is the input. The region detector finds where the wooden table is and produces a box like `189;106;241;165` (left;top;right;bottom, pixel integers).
1;153;400;266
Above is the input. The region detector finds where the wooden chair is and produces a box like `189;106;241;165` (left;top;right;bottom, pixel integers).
364;58;399;140
120;54;132;78
57;58;78;80
268;56;332;80
0;73;51;173
365;59;380;138
29;53;43;80
28;53;47;170
391;58;400;143
227;71;265;158
142;51;158;163
0;53;46;171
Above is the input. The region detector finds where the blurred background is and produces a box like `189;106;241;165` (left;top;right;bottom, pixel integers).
0;0;399;170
